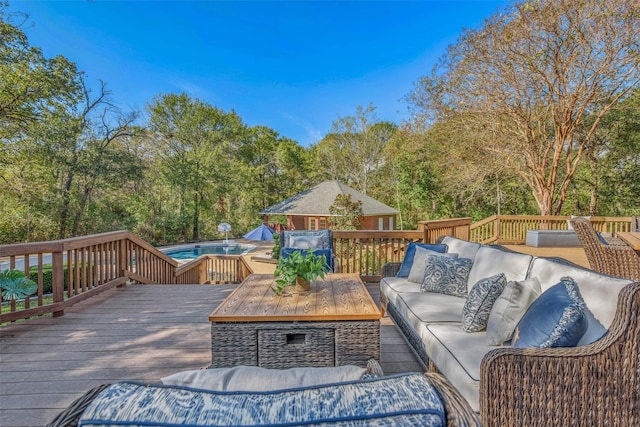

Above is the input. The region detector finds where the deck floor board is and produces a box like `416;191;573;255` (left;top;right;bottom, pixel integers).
0;283;421;427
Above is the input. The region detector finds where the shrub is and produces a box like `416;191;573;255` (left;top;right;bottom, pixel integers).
28;264;69;294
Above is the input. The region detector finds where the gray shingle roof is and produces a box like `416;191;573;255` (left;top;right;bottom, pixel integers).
259;180;399;216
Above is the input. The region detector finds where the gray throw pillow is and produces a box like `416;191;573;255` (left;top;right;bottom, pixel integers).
486;277;542;345
462;273;507;332
420;255;473;297
407;247;459;284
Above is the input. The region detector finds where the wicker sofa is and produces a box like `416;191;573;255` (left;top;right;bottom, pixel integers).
380;236;640;426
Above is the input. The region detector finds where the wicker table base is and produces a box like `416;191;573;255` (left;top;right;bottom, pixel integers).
210;320;380;368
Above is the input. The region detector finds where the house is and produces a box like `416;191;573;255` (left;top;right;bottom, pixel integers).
259;180;399;230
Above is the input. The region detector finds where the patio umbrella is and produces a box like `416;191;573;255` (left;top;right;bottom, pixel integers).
243;224;276;241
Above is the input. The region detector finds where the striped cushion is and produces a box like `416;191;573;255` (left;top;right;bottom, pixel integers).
78;374;445;426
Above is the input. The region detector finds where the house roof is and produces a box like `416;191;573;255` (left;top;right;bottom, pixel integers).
259;180;399;216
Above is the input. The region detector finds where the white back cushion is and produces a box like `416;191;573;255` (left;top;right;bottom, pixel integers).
441;237;482;261
466;246;532;292
527;257;632;328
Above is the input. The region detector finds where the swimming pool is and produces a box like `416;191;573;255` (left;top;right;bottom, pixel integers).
162;243;255;261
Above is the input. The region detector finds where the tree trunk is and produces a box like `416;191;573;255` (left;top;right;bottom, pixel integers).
192;192;200;241
58;171;74;239
72;183;94;236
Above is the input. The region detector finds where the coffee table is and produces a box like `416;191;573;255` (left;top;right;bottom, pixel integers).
208;273;381;369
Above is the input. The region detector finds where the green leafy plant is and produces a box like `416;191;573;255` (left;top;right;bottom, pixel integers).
271;233;280;259
1;269;38;301
272;249;327;295
28;263;70;294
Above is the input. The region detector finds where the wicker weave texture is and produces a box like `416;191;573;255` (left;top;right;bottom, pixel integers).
480;282;639;427
211;320;380;369
571;218;640;281
381;262;402;279
425;372;481;427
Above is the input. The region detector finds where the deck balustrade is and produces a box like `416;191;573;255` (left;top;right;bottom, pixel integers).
469;215;633;244
0;231;250;323
1;215;634;322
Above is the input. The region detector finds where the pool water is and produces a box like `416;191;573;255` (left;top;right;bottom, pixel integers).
164;244;254;260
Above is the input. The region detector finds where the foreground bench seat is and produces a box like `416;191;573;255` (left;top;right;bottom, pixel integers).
49;362;480;427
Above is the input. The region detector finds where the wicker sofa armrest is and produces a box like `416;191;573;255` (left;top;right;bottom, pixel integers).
381;262;402;278
46;383;110;427
480;282;640;426
425;372;481;427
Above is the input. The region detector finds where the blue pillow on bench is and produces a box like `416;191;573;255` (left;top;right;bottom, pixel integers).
397;242;448;277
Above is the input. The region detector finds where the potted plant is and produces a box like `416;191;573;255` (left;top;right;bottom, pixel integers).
0;269;38;301
272;249;327;295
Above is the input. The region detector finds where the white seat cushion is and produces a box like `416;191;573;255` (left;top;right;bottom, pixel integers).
424;324;496;411
380;276;421;307
162;365;367;391
395;291;466;326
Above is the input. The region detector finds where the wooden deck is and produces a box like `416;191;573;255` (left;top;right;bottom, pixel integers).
0;244;591;427
0;283;421;427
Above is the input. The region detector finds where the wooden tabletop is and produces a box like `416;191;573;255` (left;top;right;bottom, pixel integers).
209;273;381;322
616;232;640;250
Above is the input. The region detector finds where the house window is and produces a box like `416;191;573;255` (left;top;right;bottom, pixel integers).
378;217;384;230
309;218;317;230
319;218;327;230
389;216;394;231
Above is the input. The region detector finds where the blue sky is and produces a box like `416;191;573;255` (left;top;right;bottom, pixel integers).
12;1;507;146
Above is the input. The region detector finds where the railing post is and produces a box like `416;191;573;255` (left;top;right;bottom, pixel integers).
118;239;127;287
199;260;207;284
52;251;65;318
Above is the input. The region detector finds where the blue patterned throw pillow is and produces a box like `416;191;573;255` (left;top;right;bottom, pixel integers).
513;277;588;348
420;255;473;297
462;273;507;332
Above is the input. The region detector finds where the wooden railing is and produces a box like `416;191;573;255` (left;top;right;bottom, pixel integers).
3;216;633;321
0;231;250;323
418;218;473;243
469;215;634;244
333;230;423;282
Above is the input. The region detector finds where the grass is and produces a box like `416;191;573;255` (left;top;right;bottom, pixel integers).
0;293;65;325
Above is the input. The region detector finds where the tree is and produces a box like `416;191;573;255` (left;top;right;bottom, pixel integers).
0;4;81;140
572;87;640;215
30;81;139;238
410;0;640;215
315;105;397;195
146;93;245;241
329;194;363;230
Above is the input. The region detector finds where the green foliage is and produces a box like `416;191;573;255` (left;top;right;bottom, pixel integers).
2;2;640;246
409;0;640;215
329;194;363;230
271;233;280;259
0;269;37;301
272;249;327;295
28;264;69;294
